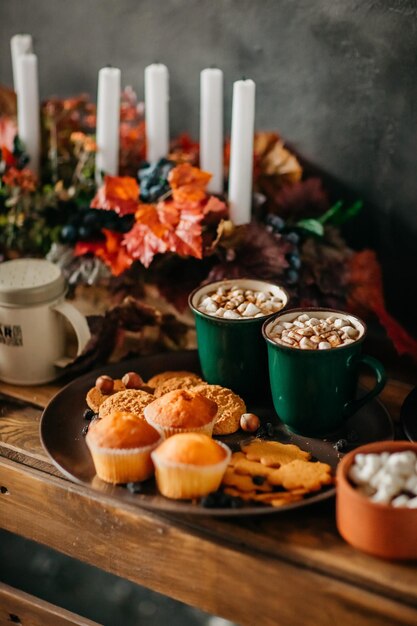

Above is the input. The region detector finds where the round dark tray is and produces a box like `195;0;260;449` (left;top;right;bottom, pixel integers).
40;350;394;516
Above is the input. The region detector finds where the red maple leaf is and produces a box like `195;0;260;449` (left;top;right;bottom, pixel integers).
75;230;133;275
347;250;417;359
90;175;140;215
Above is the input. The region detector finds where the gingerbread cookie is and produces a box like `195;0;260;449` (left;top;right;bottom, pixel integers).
153;375;204;398
241;439;311;468
86;379;126;412
98;389;154;419
192;384;246;435
267;459;333;492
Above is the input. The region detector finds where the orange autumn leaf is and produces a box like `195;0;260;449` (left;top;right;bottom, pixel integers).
75;230;133;276
123;199;204;268
90;175;140;215
124;204;170;268
347;250;417;359
168;163;211;204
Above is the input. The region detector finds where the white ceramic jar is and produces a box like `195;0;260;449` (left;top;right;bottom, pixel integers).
0;258;91;385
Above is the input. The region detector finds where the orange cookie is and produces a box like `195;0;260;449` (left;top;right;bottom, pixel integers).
192;384;246;435
153;375;205;398
267;460;333;492
148;371;202;388
98;389;154;419
86;379;126;412
241;439;311;468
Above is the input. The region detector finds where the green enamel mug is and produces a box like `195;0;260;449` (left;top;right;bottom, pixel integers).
189;279;289;398
262;308;386;437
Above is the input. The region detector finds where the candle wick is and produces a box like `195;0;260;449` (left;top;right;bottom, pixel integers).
105;63;113;68
241;75;247;81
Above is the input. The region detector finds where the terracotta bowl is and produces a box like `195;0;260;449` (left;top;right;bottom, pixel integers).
336;441;417;560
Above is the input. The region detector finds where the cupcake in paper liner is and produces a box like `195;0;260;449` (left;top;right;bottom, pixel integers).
143;389;218;439
151;433;231;499
86;411;162;484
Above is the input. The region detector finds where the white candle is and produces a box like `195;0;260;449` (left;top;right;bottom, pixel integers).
145;64;169;163
200;68;223;194
228;79;256;225
11;34;33;94
16;53;40;175
95;66;121;185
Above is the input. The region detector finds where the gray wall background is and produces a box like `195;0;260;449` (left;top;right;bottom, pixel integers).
1;0;416;329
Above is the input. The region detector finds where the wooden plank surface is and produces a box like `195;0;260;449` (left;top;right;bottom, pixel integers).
0;583;101;626
1;373;417;625
1;457;417;626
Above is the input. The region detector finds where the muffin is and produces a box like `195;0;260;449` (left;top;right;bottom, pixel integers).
151;433;231;499
86;411;162;484
143;389;218;438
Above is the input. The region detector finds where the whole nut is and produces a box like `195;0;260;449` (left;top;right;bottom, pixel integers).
240;413;261;432
122;372;144;389
96;375;114;394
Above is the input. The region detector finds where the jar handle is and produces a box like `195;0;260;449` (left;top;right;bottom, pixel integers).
52;301;90;356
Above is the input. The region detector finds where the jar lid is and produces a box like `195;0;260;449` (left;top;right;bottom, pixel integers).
0;258;67;306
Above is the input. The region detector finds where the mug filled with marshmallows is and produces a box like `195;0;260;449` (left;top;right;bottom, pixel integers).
189;279;288;398
262;308;386;437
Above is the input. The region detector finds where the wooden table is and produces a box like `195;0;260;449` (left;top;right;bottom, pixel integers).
1;374;417;626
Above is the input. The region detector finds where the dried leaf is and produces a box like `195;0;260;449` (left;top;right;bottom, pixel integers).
91;175;140;215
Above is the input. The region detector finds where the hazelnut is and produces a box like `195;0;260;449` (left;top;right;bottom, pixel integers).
240;413;261;432
122;371;144;389
95;375;114;394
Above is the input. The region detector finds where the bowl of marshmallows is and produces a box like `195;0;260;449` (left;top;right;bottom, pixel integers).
336;441;417;559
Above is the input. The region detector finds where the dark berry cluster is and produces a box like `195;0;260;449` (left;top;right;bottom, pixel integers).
265;213;301;286
200;491;244;509
138;158;174;203
61;208;134;244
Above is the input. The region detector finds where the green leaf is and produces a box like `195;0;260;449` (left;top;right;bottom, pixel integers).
318;200;343;225
331;200;363;226
296;219;324;237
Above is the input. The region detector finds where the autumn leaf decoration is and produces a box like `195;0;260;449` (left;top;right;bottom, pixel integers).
81;164;228;274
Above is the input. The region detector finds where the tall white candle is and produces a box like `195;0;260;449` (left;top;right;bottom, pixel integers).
16;53;40;175
95;66;121;185
11;34;33;94
145;64;169;163
228;79;256;225
200;68;223;194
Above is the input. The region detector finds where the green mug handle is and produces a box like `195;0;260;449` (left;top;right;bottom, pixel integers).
343;354;387;418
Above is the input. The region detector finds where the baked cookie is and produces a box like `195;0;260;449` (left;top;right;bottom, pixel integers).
229;451;275;478
86;379;126;412
267;459;333;491
241;439;311;468
192;384;246;435
148;371;201;388
153;375;204;398
221;468;271;492
98;389;154;419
